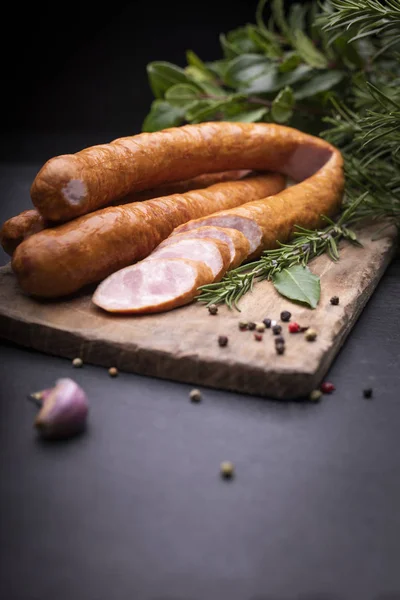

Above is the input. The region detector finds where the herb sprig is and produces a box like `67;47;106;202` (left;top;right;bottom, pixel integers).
197;199;364;310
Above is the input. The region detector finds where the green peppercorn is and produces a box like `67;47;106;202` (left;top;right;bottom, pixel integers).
309;389;322;402
220;461;235;479
305;328;318;342
238;320;248;331
255;323;265;332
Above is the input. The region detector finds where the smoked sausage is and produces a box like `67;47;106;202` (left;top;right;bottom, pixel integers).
31;122;337;222
1;170;250;256
12;174;284;298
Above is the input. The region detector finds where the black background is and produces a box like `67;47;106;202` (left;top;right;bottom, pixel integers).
4;1;263;136
1;2;400;599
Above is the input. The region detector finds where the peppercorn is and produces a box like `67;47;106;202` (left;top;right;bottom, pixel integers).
208;304;218;315
263;318;271;328
275;343;285;355
330;296;340;305
254;333;263;341
272;324;282;335
72;357;83;368
274;336;285;345
218;335;228;347
270;320;277;327
220;461;235;479
255;323;265;332
305;328;318;342
280;310;291;322
309;389;322;402
363;388;373;399
248;322;256;331
289;322;301;333
320;381;335;394
189;389;202;403
238;320;248;331
108;367;118;377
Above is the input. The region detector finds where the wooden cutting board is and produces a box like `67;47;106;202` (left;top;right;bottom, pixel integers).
0;221;397;399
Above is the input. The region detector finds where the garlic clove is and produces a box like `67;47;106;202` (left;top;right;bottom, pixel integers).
34;378;88;439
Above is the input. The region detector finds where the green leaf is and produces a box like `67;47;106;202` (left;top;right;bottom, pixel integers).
294;70;345;100
288;3;308;33
186;50;209;72
205;59;230;78
247;25;283;58
292;30;328;68
224;107;269;122
271;86;294;123
227;27;259;54
223;54;271;88
272;265;320;309
220;33;240;59
279;52;302;73
165;84;201;108
146;62;190;99
245;64;312;94
142;100;185;132
195;79;227;97
185;100;230;123
272;0;292;40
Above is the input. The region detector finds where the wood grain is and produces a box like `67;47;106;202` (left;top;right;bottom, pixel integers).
0;222;396;399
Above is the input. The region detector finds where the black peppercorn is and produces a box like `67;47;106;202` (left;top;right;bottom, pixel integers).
272;324;282;335
263;318;271;328
208;304;218;315
248;322;256;331
275;343;285;355
363;388;373;399
218;335;228;347
280;310;291;322
274;336;285;345
330;296;340;305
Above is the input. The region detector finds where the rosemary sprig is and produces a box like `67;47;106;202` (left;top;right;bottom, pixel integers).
197;201;363;309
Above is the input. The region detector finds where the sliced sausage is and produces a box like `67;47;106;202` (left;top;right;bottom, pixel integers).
174;147;344;258
92;258;214;314
12;174;283;298
158;226;250;269
31;122;338;221
148;237;231;281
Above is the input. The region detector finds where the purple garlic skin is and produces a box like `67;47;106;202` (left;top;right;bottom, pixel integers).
34;378;89;439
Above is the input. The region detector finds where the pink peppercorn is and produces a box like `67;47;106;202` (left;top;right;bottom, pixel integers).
288;322;301;333
254;333;263;341
320;382;335;394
